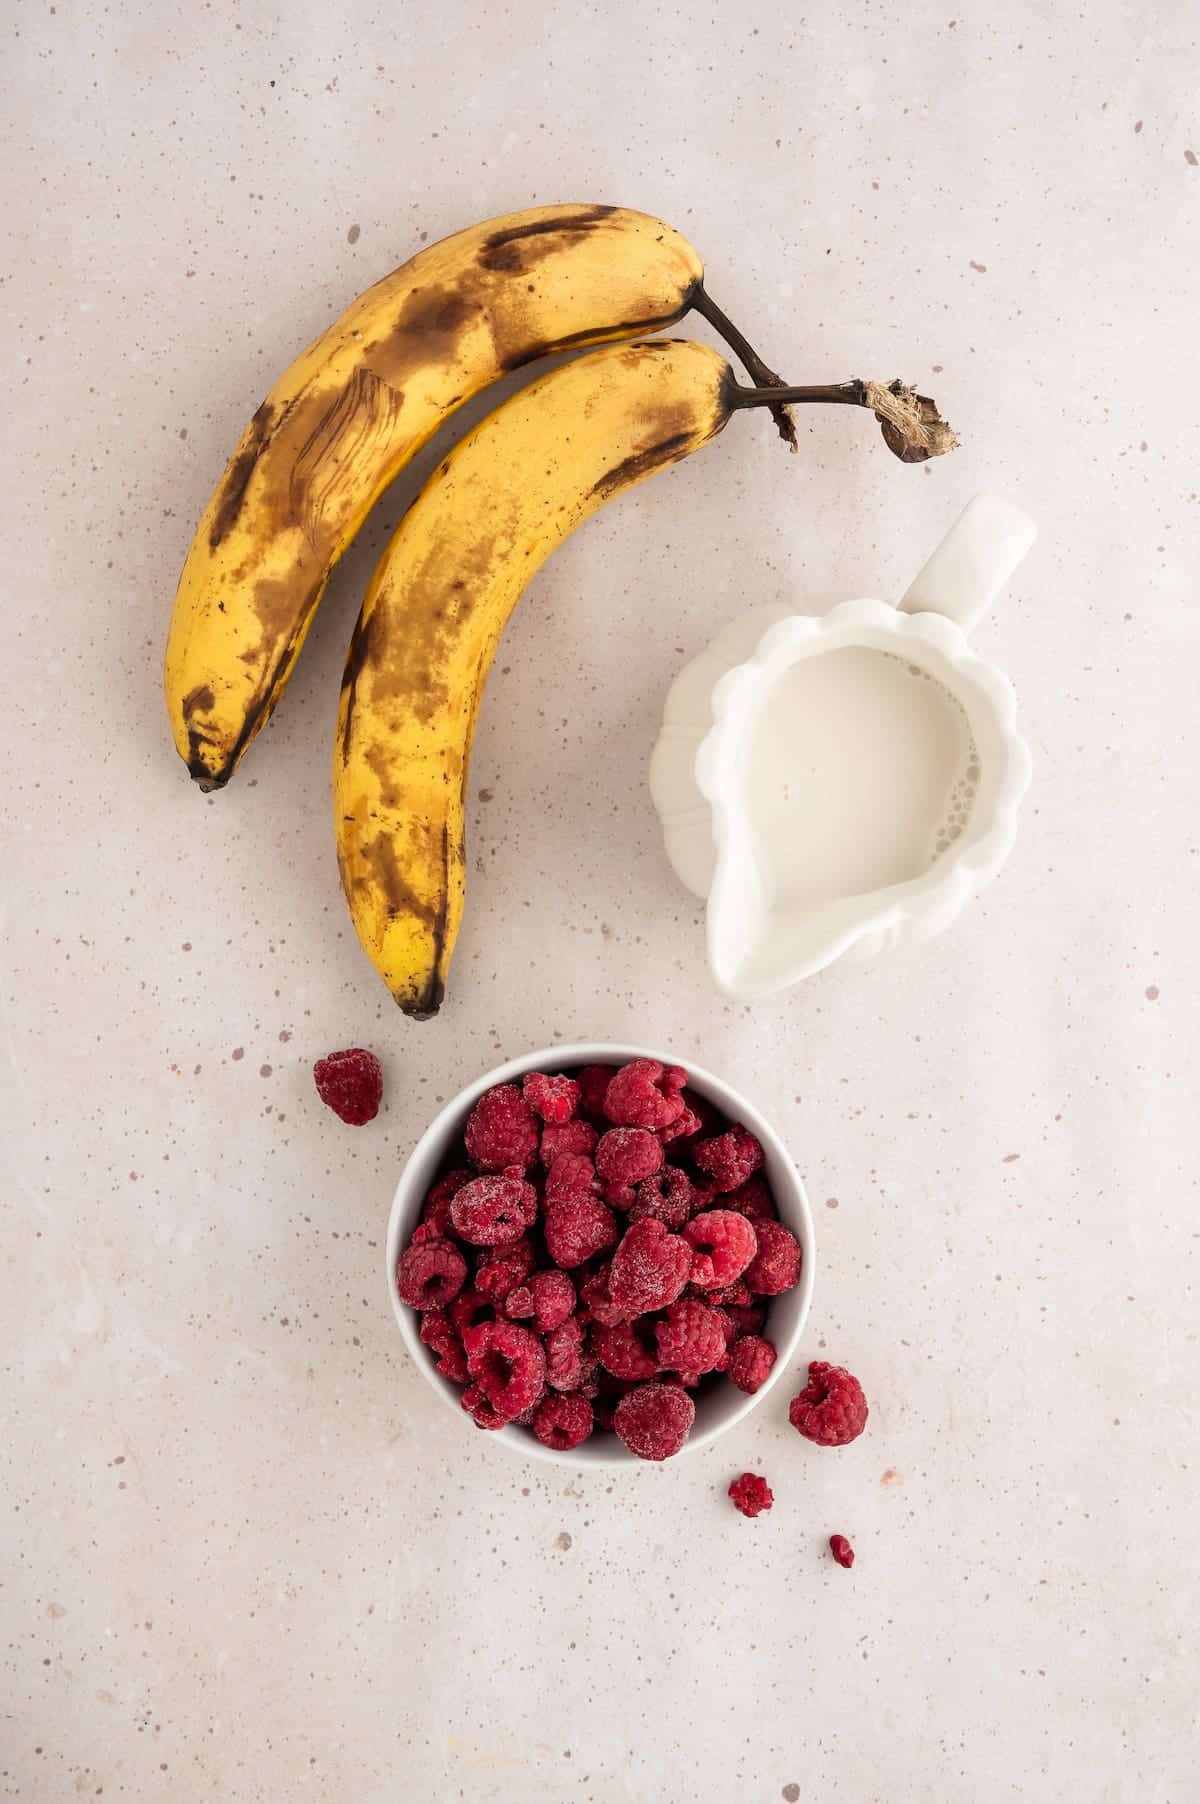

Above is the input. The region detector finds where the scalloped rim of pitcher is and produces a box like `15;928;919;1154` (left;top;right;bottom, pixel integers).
694;599;1033;995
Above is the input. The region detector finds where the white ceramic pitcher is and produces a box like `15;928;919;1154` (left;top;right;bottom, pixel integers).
649;495;1037;998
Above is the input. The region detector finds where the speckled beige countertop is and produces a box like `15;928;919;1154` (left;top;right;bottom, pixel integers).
3;4;1198;1800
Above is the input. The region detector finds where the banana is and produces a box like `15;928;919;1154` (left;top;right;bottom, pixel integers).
164;204;797;791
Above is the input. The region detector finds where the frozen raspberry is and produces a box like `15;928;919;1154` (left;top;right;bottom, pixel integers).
533;1392;593;1451
608;1219;692;1315
544;1191;617;1268
628;1164;694;1231
418;1308;470;1383
728;1472;774;1518
461;1383;509;1430
744;1219;803;1296
506;1268;575;1332
592;1317;660;1382
654;1298;727;1375
659;1105;704;1145
522;1071;580;1124
613;1382;695;1460
829;1533;855;1568
596;1127;664;1192
788;1362;869;1447
722;1301;767;1339
603;1059;688;1130
723;1176;777;1222
313;1047;382;1126
474;1234;536;1303
540;1117;598;1168
544;1314;586;1391
705;1278;752;1309
408;1220;441;1247
464;1083;539;1172
727;1335;777;1394
421;1167;472;1234
450;1169;538;1245
693;1124;764;1192
448;1286;494;1342
465;1320;546;1421
574;1063;616;1120
544;1152;600;1207
684;1210;758;1289
395;1237;467;1310
577;1262;631;1328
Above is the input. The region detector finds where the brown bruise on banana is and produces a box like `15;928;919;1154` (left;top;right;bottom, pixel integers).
172;207;703;788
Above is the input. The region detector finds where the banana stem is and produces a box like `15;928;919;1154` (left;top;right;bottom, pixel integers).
731;376;959;464
692;285;798;451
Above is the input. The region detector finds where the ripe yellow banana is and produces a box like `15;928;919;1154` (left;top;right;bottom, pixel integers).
333;339;957;1016
164;203;796;791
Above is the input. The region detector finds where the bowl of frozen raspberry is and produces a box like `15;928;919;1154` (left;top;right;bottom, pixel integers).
387;1044;815;1465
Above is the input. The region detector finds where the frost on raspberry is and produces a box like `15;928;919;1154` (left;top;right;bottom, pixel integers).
628;1164;694;1231
464;1082;539;1172
533;1392;593;1451
473;1234;536;1302
788;1361;869;1447
692;1124;764;1192
654;1298;727;1375
595;1127;663;1195
728;1472;774;1518
744;1219;803;1296
540;1118;598;1168
608;1218;692;1316
313;1047;382;1126
523;1071;580;1125
395;1238;468;1310
450;1169;538;1245
684;1210;758;1289
613;1382;695;1460
602;1059;688;1130
422;1167;472;1234
727;1334;776;1395
465;1320;546;1422
544;1191;617;1268
592;1316;659;1382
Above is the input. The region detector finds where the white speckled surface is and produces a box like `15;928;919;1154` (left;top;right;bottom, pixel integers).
3;4;1198;1799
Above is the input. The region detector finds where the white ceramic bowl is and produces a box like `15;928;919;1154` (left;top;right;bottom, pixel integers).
386;1041;815;1467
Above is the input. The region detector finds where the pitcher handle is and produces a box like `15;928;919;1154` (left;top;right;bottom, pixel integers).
898;494;1037;635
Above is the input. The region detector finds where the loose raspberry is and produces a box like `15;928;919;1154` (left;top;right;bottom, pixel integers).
465;1320;546;1421
744;1219;803;1296
723;1176;777;1222
659;1105;704;1145
628;1163;694;1230
728;1472;774;1518
450;1169;538;1245
421;1167;472;1234
464;1082;539;1172
684;1210;758;1289
705;1278;752;1309
603;1059;688;1130
722;1301;767;1339
613;1382;695;1460
544;1152;601;1207
829;1533;855;1568
693;1124;764;1192
788;1362;869;1447
595;1127;664;1193
544;1314;586;1391
654;1298;727;1374
395;1237;467;1310
313;1047;382;1126
461;1383;509;1430
540;1117;598;1168
727;1335;777;1394
522;1071;580;1124
506;1268;575;1332
418;1308;470;1383
544;1191;617;1268
608;1218;692;1315
592;1317;660;1382
473;1234;536;1303
578;1262;631;1328
533;1392;593;1451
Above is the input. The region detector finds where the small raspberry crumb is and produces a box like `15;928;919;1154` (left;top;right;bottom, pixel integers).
603;1059;688;1130
608;1218;692;1315
576;1063;619;1120
523;1072;580;1124
544;1315;586;1391
595;1127;664;1189
727;1334;776;1394
788;1361;869;1447
744;1219;803;1296
654;1297;727;1374
613;1381;695;1460
395;1238;467;1310
544;1191;617;1268
684;1210;758;1289
533;1392;593;1451
728;1472;774;1518
628;1164;694;1230
693;1124;764;1192
422;1167;472;1234
592;1317;659;1381
313;1048;382;1125
450;1170;538;1245
540;1118;598;1168
829;1533;855;1568
465;1320;546;1421
464;1083;539;1172
473;1235;536;1302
